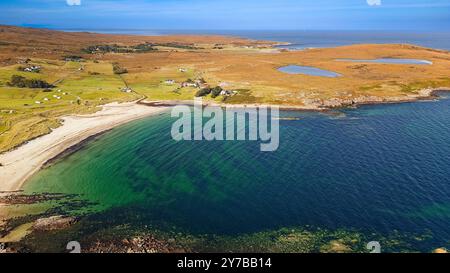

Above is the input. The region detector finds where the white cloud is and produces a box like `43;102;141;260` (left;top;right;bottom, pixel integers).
66;0;81;6
367;0;382;6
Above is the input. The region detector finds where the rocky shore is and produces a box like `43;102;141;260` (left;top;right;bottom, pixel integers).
142;87;450;112
303;88;449;109
32;216;77;232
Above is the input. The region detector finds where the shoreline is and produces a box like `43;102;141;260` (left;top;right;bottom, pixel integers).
141;87;450;112
0;101;168;192
0;87;448;192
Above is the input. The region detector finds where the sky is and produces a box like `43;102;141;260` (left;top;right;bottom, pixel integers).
0;0;449;31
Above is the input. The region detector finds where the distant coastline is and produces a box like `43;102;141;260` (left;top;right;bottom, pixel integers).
46;28;450;51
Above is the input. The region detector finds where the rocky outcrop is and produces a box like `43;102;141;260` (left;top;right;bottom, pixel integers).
301;88;450;110
32;216;77;231
303;95;384;109
0;192;66;205
433;248;448;254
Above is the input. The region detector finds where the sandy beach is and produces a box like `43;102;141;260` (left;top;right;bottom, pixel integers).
0;102;168;192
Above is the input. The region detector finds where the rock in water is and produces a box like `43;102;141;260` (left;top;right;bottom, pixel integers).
33;216;76;231
433;248;448;254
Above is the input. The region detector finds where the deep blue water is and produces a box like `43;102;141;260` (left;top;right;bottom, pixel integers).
216;30;450;50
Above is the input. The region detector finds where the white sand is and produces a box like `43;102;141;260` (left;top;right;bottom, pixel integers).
0;102;167;192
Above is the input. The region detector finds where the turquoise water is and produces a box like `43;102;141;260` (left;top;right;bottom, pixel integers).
336;58;432;65
24;94;450;250
278;65;341;77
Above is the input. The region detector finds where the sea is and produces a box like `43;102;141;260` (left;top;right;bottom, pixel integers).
59;29;450;50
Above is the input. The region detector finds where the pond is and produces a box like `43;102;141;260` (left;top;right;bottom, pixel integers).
336;58;432;65
278;65;341;77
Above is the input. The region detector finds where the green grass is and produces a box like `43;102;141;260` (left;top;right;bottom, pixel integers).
0;59;139;152
359;84;383;91
223;89;258;104
399;78;450;93
123;67;200;100
131;83;198;100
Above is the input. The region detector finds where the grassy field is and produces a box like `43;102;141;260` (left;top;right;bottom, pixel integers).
0;59;140;152
123;66;200;101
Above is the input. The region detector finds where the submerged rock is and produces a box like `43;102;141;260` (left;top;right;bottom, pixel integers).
320;240;352;253
33;216;77;231
433;248;448;253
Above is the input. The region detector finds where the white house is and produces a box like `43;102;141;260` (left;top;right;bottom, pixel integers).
220;90;238;97
121;87;133;93
23;66;41;73
181;82;198;88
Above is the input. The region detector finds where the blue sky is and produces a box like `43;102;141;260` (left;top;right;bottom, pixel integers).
0;0;449;30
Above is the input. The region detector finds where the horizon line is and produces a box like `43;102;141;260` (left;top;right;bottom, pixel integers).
2;24;447;33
